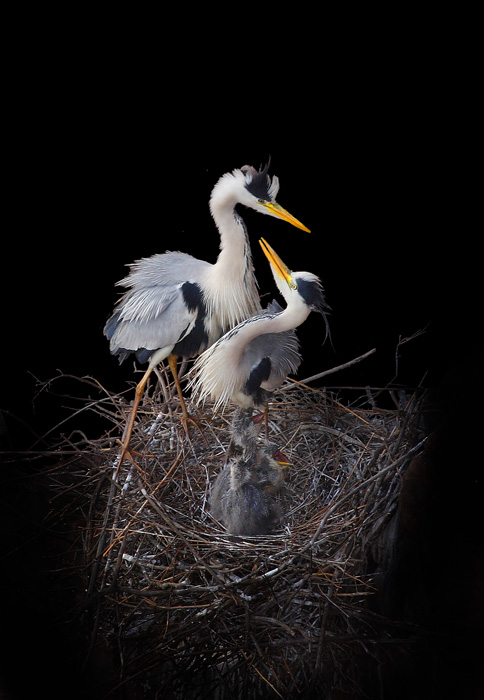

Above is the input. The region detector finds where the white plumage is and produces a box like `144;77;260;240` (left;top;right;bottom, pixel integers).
105;164;309;372
189;302;301;411
104;163;311;461
189;239;330;413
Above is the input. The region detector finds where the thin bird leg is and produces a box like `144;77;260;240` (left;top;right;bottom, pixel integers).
117;366;152;472
168;354;203;437
252;405;269;439
263;404;269;440
252;404;269;440
153;365;171;405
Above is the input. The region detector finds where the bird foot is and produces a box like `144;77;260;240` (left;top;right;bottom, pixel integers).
114;440;141;478
179;410;208;445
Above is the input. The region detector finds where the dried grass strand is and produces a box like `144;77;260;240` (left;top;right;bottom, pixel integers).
39;367;426;698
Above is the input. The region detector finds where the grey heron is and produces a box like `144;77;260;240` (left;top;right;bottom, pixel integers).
104;164;310;460
210;444;290;536
189;238;330;432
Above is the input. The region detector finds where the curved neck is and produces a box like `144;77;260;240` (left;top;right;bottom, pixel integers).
205;184;261;328
188;298;310;411
210;181;249;258
232;302;311;352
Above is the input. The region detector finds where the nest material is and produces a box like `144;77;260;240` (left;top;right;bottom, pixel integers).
46;369;425;699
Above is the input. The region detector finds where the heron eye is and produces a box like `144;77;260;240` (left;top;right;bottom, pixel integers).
291;282;298;290
258;199;266;205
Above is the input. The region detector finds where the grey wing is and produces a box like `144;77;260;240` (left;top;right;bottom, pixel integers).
243;328;301;389
105;285;197;358
104;252;211;360
241;300;301;390
117;251;211;289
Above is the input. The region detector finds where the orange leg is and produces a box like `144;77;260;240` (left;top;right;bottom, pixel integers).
168;354;189;423
116;355;202;475
248;405;269;443
168;354;205;439
116;366;153;475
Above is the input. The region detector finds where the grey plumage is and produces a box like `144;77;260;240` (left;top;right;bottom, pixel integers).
189;242;330;414
231;299;302;407
105;253;213;365
188;299;303;412
210;445;287;536
103;165;311;461
104;165;310;375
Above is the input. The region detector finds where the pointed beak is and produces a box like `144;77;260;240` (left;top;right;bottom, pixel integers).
259;238;295;288
272;448;291;467
261;201;310;233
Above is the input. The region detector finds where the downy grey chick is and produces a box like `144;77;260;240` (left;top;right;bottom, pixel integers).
210;445;290;535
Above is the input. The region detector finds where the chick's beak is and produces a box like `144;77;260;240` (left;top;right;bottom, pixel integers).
272;449;291;467
262;201;310;233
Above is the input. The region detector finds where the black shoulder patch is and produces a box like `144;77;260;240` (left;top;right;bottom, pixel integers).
174;281;209;358
181;281;204;313
244;356;272;405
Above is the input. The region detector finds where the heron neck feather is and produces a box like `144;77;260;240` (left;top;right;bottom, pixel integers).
232;304;310;351
206;193;261;329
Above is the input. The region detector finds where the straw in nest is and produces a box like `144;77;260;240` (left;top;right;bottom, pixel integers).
43;355;425;699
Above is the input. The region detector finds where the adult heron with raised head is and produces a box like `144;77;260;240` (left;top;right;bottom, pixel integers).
104;164;310;462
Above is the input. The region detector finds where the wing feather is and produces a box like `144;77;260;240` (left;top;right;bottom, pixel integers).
104;252;212;361
189;300;301;411
106;290;197;356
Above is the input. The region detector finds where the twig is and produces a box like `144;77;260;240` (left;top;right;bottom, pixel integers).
281;348;376;389
41;373;425;698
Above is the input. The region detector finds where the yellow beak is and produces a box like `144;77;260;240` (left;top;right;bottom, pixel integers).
259;238;295;288
261;201;310;233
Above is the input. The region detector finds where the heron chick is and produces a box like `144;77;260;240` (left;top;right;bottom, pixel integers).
104;164;310;464
210;445;290;536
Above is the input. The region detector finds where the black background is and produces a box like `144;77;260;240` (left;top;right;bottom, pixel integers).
1;62;483;699
4;132;482;445
2;49;482;443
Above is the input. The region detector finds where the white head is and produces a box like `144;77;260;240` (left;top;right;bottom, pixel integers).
210;163;310;232
260;238;331;337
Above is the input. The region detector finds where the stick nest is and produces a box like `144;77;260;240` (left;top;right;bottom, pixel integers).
46;370;425;699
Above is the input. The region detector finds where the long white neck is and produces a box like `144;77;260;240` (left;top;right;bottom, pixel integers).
229;302;311;357
202;174;261;332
